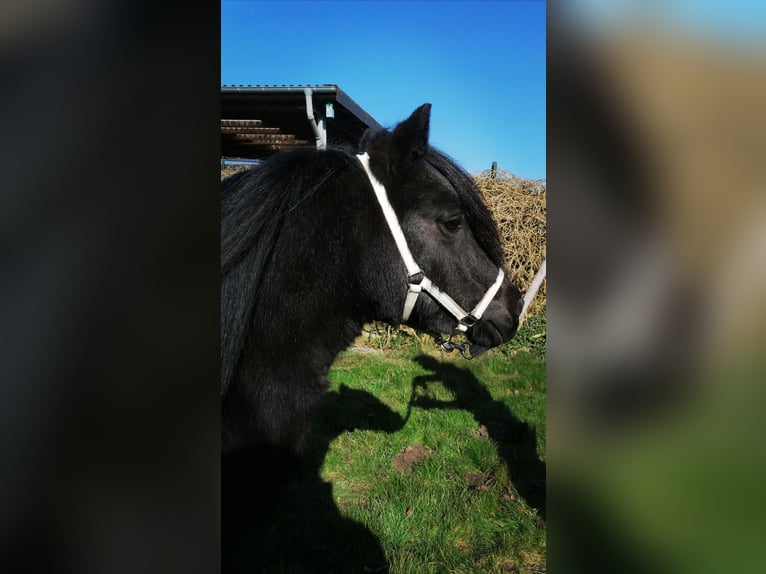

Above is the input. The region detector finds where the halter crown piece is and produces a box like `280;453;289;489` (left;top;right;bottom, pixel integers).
357;153;505;334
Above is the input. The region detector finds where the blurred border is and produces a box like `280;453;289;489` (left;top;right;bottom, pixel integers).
1;3;220;572
548;2;766;572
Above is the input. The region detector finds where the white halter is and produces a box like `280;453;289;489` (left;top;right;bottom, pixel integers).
357;152;505;333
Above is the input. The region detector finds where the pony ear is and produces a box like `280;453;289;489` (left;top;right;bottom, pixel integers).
390;103;431;165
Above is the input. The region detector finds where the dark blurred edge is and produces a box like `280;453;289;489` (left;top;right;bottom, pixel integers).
548;2;766;573
1;3;220;573
546;8;692;570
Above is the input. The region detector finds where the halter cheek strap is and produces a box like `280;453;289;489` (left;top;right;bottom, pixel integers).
357;152;505;333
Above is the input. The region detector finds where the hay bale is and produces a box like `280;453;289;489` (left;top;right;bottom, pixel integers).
220;165;252;180
474;169;546;317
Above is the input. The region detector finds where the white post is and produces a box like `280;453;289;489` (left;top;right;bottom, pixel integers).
520;259;546;326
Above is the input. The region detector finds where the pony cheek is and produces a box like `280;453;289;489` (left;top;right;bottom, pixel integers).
407;299;456;335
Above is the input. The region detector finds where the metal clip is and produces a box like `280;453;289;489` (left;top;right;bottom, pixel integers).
434;335;474;360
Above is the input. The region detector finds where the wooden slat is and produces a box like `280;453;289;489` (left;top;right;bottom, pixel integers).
227;134;303;143
220;126;281;135
230;139;310;148
220;119;263;128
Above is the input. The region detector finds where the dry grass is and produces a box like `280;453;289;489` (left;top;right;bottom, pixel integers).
220;164;251;180
475;169;547;316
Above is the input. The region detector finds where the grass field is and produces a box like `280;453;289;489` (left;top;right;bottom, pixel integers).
228;317;546;573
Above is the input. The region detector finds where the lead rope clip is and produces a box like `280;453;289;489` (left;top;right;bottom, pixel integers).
434;334;475;360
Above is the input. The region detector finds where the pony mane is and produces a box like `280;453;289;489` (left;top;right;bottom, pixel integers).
424;149;505;268
220;148;357;396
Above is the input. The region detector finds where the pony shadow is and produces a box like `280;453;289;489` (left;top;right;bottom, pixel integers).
223;384;405;573
411;354;546;520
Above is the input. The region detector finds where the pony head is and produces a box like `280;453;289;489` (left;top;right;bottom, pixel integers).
360;104;523;352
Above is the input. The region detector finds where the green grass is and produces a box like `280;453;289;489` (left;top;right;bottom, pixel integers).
231;318;546;573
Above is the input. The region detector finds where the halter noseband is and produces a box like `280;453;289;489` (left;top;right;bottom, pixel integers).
357;152;505;334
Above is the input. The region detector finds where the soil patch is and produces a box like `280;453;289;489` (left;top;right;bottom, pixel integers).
391;445;432;474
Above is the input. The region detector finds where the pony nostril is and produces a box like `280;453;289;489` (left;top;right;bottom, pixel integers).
515;297;524;317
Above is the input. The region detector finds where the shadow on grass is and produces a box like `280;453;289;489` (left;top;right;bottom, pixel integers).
411;354;546;520
223;384;404;573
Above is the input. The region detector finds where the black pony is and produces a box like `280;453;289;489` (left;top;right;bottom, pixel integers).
221;103;521;459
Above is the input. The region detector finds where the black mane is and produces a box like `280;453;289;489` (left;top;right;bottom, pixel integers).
220;148;357;395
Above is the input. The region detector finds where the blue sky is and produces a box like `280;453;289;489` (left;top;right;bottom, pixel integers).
221;1;546;179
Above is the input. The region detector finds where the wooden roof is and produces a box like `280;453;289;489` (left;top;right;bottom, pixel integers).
221;85;382;160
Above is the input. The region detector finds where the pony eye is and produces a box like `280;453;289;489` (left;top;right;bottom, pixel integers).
442;218;462;233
